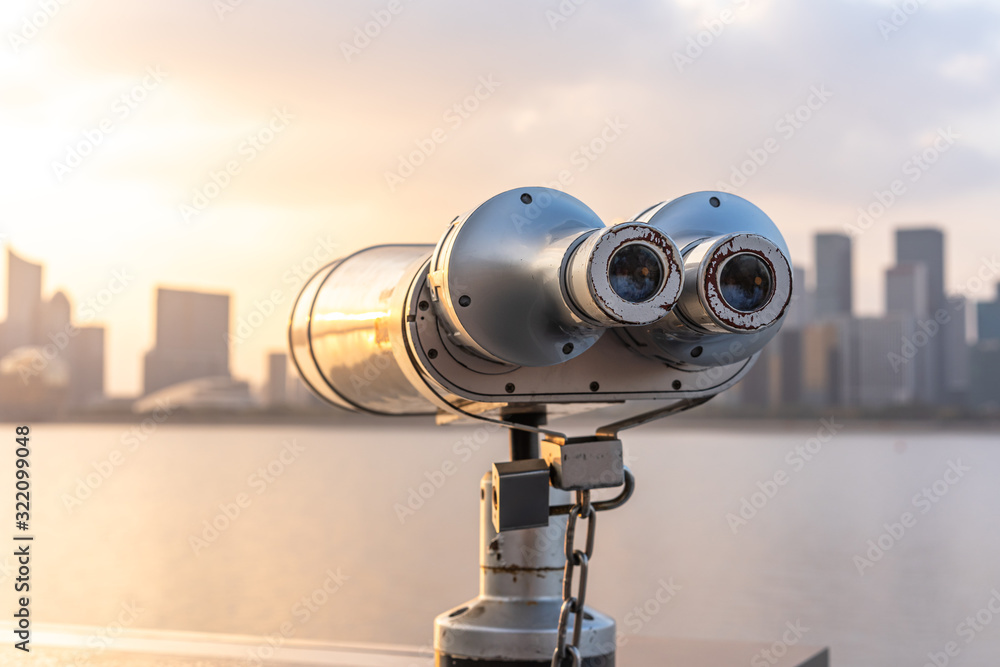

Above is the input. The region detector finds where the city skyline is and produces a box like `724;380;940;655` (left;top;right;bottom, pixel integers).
2;216;998;405
3;1;1000;396
0;248;106;415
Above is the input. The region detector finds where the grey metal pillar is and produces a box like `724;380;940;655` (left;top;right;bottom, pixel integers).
434;473;616;666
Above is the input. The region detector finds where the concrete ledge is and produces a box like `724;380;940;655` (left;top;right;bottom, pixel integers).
1;624;828;666
620;635;829;666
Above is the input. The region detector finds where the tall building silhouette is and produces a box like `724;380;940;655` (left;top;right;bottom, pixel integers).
896;229;945;312
266;352;287;406
814;233;852;317
970;284;1000;410
885;263;928;319
0;253;96;416
69;326;105;406
978;283;1000;341
43;291;72;336
943;296;969;403
852;317;917;407
143;288;230;395
4;249;43;354
806;236;854;406
895;228;946;404
800;320;848;406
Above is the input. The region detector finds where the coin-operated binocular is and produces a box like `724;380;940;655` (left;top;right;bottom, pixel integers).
289;187;793;666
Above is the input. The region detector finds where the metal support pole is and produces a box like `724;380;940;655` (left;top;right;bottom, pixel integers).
504;409;546;461
433;473;616;666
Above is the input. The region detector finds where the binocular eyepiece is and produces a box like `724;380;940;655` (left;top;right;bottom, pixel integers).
289;188;792;417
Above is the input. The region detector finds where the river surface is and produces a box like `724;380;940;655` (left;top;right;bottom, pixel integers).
8;420;1000;666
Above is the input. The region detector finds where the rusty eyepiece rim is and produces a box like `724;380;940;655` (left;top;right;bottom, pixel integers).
698;233;791;332
579;223;684;326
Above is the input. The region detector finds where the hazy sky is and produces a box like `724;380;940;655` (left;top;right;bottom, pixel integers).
1;0;998;396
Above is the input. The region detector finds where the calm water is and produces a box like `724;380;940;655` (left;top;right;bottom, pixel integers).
11;420;1000;666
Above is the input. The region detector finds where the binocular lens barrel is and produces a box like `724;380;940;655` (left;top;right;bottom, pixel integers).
287;188;794;412
564;223;683;329
288;245;435;415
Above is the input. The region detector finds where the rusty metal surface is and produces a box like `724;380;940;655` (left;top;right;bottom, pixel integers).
692;233;792;333
565;222;683;327
623;191;794;369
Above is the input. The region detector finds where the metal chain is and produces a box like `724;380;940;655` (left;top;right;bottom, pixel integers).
551;489;595;667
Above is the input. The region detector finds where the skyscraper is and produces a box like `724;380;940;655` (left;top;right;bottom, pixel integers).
800;319;852;407
814;233;852;317
896;228;945;314
42;291;72;337
737;343;778;408
143;288;230;395
852;317;918;408
885;263;928;319
777;328;803;405
970;340;1000;410
943;296;969;403
978;282;1000;341
266;352;287;406
4;249;43;354
895;228;946;404
69;326;105;406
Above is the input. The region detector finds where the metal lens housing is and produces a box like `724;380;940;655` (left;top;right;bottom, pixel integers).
565;222;683;328
622;192;794;369
429;188;683;368
428;188;608;368
676;232;790;335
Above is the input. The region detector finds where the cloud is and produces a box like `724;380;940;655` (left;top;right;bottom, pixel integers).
2;0;999;392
